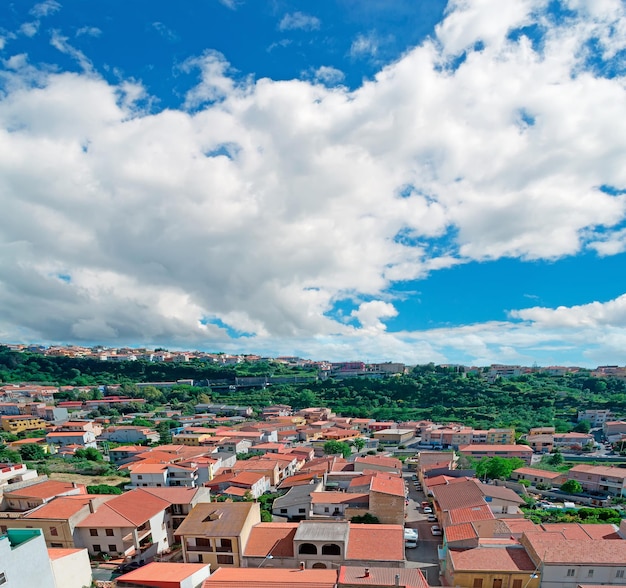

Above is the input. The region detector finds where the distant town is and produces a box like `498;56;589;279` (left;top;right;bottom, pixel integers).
2;343;626;588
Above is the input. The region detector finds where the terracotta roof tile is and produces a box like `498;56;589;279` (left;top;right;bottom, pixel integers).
243;522;297;557
202;567;337;587
338;566;429;588
450;546;536;571
346;524;404;562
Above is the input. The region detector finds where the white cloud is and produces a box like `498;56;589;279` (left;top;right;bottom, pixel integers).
278;12;321;32
30;0;61;18
217;0;238;10
20;22;40;38
76;26;102;38
350;32;379;58
0;0;626;364
152;22;178;42
311;66;345;85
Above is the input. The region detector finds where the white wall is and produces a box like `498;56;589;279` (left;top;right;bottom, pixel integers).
0;530;56;588
50;548;92;588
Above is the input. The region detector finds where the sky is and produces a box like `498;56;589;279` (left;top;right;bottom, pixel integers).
1;0;626;367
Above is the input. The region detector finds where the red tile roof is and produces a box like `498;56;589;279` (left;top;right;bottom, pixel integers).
116;562;209;586
346;524;404;562
202;568;337;588
338;566;429;588
243;522;298;557
445;522;478;542
4;480;86;500
47;547;85;560
522;531;626;564
450;546;536;571
369;474;405;497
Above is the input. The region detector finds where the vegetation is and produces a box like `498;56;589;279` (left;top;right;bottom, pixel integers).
323;440;352;458
475;456;525;480
86;484;123;495
350;513;380;524
560;479;583;494
524;507;622;525
18;444;46;461
3;347;626;430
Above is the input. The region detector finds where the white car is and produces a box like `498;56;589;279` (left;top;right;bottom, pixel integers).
423;506;433;514
431;525;442;536
427;514;437;522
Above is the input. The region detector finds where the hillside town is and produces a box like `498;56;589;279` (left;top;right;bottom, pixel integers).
2;348;626;587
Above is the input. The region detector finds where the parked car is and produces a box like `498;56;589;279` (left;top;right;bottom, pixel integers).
423;506;433;514
431;525;442;536
427;514;437;522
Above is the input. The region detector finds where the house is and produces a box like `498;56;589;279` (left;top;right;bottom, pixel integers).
74;488;173;561
521;530;626;588
458;444;534;465
372;429;414;444
48;547;93;588
203;567;338;588
512;468;565;487
99;426;159;444
176;502;261;569
566;464;626;498
115;562;211;588
0;462;39;488
553;433;595;450
141;487;212;532
445;544;540;588
0;528;57;588
45;431;97;450
353;455;403;475
338;566;428;588
1;415;48;434
2;495;110;548
242;520;406;569
2;480;87;511
273;481;324;521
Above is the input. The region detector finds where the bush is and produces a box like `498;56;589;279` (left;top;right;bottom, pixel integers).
86;484;123;495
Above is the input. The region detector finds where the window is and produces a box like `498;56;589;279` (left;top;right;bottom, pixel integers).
0;572;6;586
137;475;143;480
512;580;522;588
89;529;98;537
92;544;101;553
51;543;62;548
473;579;483;588
492;580;502;588
299;543;317;555
217;539;232;552
217;554;234;565
50;527;58;536
566;569;575;577
105;529;114;536
298;508;306;513
280;508;287;514
108;544;117;552
321;543;341;555
588;570;594;578
617;571;625;579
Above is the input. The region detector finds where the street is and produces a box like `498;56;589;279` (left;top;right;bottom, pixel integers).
403;471;441;586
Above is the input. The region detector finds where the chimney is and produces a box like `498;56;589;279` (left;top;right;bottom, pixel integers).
88;499;95;513
72;482;77;488
364;568;370;577
395;574;400;586
299;562;305;570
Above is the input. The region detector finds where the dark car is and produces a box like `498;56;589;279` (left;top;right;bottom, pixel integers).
117;562;141;574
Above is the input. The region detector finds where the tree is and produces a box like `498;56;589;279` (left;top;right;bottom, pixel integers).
548;450;564;466
323;440;352;458
351;513;380;524
573;420;591;433
19;444;46;461
561;479;583;494
475;456;525;480
86;484;123;495
352;437;366;452
74;447;103;462
0;447;21;464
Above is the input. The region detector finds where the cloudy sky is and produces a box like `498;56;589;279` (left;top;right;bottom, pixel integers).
1;0;625;367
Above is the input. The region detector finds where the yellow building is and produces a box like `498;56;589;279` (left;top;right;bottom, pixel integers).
446;545;540;588
1;415;48;434
172;432;214;446
486;428;516;445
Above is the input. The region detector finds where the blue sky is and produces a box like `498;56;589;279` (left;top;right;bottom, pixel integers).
1;0;626;367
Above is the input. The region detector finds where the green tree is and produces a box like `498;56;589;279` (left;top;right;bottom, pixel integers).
352;437;366;452
0;447;21;463
86;484;123;495
548;450;564;466
560;479;583;494
475;456;525;480
156;421;173;444
74;447;103;462
323;440;352;458
350;513;380;524
573;420;591;433
19;444;46;461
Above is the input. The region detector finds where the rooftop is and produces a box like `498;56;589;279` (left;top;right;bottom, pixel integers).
449;546;536;572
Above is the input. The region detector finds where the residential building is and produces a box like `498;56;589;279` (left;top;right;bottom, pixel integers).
0;463;39;488
203;567;338;588
0;528;57;588
141;487;211;532
74;488;173;561
48;547;93;588
243;520;405;569
372;429;414;444
511;468;566;487
273;481;324;521
579;409;612;427
1;415;48;434
115;562;211;588
353;455;403;475
45;431;97;450
2;480;87;511
176;502;261;569
99;426;159;444
521;530;626;588
566;464;626;497
458;444;534;465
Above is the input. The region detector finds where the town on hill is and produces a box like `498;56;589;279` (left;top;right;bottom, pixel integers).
2;343;626;587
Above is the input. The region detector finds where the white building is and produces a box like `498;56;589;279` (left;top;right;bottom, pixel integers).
0;528;56;588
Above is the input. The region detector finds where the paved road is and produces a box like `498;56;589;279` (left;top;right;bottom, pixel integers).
403;472;441;585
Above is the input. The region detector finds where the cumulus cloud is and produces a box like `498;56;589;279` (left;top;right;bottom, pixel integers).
75;26;102;38
30;0;61;18
311;66;345;85
278;12;321;32
0;0;626;364
350;32;379;57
